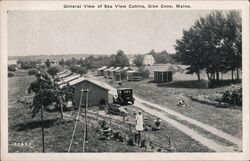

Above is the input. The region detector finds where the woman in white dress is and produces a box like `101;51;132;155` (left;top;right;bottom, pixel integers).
135;112;143;145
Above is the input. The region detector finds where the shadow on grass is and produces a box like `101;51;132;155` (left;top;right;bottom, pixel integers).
208;79;241;88
156;80;210;89
151;79;241;89
14;118;60;131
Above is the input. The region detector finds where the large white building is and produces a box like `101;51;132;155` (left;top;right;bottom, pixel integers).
143;55;155;66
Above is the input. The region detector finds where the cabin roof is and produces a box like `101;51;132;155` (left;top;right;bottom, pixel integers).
110;67;121;72
57;74;81;85
58;71;72;78
57;70;67;75
127;70;139;73
104;67;114;72
97;66;107;71
60;77;110;91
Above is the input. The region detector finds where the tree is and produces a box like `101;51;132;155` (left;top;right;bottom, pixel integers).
8;65;17;72
175;11;241;81
28;71;65;152
109;50;129;67
83;55;94;69
115;50;129;67
148;49;156;58
19;60;36;69
47;65;63;76
224;11;242;80
45;59;51;68
138;66;150;78
64;59;72;66
175;28;205;81
133;54;144;67
28;69;38;75
70;65;87;74
59;59;65;66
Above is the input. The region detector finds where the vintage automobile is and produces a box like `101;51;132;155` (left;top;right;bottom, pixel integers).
113;88;135;105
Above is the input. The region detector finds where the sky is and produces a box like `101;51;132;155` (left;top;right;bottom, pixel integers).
8;10;214;56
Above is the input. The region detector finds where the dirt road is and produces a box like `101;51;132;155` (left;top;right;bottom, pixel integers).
87;78;242;152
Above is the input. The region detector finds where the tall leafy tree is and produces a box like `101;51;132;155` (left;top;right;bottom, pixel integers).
109;50;129;67
115;50;129;67
224;11;242;80
175;11;241;81
133;54;144;67
45;59;50;68
175;28;205;81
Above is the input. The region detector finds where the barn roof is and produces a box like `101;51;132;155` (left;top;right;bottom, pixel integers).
60;77;110;91
97;66;107;71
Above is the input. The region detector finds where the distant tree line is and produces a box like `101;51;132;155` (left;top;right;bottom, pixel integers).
59;50;130;69
175;11;241;81
147;49;176;64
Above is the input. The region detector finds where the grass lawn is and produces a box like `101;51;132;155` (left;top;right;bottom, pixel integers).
9;104;212;152
8;71;212;152
92;73;242;139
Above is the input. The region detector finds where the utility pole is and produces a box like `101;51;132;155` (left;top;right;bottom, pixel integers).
83;89;89;152
38;72;45;153
41;104;45;153
68;89;84;153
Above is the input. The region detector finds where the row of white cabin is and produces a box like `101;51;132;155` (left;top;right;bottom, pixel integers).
97;66;142;81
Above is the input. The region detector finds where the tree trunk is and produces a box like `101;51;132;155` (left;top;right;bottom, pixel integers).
231;70;234;81
196;71;201;81
216;70;219;81
211;72;215;81
236;68;239;80
206;72;211;81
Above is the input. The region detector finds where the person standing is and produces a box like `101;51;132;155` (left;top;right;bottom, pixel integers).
135;111;144;146
154;118;161;130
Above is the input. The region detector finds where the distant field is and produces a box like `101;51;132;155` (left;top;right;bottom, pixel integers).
8;74;35;108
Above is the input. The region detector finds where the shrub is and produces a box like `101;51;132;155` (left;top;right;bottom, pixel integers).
20;61;36;69
28;69;38;75
138;67;150;78
8;65;17;72
77;66;88;74
70;65;79;73
221;85;242;106
8;72;15;77
70;65;88;74
37;64;47;69
47;65;63;75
